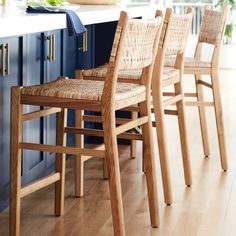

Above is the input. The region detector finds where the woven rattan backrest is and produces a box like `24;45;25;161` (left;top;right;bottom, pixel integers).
102;11;163;104
163;7;193;56
109;12;163;70
198;6;228;45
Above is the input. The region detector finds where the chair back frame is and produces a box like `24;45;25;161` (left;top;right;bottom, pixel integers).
152;7;193;92
194;6;228;68
101;11;164;109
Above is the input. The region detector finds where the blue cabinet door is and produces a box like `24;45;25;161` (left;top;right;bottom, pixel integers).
23;33;45;184
0;36;22;211
24;30;63;181
43;30;62;169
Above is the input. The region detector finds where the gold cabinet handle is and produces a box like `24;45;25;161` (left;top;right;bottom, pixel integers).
0;44;5;77
51;34;55;62
46;34;56;62
46;35;53;62
79;31;88;52
5;43;10;75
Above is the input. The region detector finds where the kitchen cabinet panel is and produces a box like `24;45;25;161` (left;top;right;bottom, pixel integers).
0;36;22;211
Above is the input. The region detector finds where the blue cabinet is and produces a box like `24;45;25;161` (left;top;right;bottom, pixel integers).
0;22;117;212
0;36;22;211
23;30;63;184
0;30;63;211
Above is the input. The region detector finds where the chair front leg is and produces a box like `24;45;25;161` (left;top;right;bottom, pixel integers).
55;109;67;216
130;111;138;159
174;82;192;186
75;109;85;197
211;71;228;171
102;107;125;236
140;100;160;228
10;87;23;236
195;74;210;157
152;92;173;205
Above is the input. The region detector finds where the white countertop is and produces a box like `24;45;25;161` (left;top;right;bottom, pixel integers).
0;3;160;38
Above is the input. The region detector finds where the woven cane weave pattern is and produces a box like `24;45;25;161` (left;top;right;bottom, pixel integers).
198;9;226;45
83;64;179;82
165;13;193;56
164;56;211;68
162;67;180;81
114;17;162;70
83;64;142;79
21;77;146;101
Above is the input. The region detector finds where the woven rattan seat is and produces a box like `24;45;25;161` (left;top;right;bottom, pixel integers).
21;77;146;101
83;64;142;80
165;56;211;68
83;65;180;84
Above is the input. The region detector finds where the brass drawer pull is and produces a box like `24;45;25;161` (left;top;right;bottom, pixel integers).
79;31;88;52
46;34;56;62
5;43;10;75
51;34;55;61
1;44;5;77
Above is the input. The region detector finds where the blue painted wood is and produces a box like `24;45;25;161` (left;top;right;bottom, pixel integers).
43;30;63;168
22;33;46;184
0;36;22;211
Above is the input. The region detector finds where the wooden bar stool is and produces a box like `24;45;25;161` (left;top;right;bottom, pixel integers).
10;11;163;236
165;6;229;170
75;8;194;205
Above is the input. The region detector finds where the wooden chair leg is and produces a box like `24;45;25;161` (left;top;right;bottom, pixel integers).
75;109;84;197
102;107;125;236
130;111;137;159
174;83;192;186
10;87;23;236
103;158;108;179
211;71;228;171
195;74;210;157
55;109;67;216
152;93;173;205
140;100;160;227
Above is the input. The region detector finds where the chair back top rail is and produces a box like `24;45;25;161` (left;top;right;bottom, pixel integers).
152;7;193;90
198;6;228;45
163;7;193;56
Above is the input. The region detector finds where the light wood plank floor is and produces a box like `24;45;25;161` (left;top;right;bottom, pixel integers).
1;69;236;236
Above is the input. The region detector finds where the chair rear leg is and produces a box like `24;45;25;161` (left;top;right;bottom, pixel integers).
103;107;125;236
211;71;228;171
152;92;173;205
55;109;67;216
75;109;85;197
175;82;192;186
195;74;210;157
140;101;160;227
130;111;138;159
10;87;23;236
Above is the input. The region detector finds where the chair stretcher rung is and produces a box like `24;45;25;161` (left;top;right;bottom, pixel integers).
185;101;214;107
65;127;142;140
198;80;213;89
163;92;197;97
164;109;178;115
83;115;133;125
163;94;182;107
23;108;62;121
20;173;60;198
20;142;105;158
116;116;148;135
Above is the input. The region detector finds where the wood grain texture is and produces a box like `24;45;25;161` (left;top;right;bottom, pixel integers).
10;87;23;236
2;68;235;236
